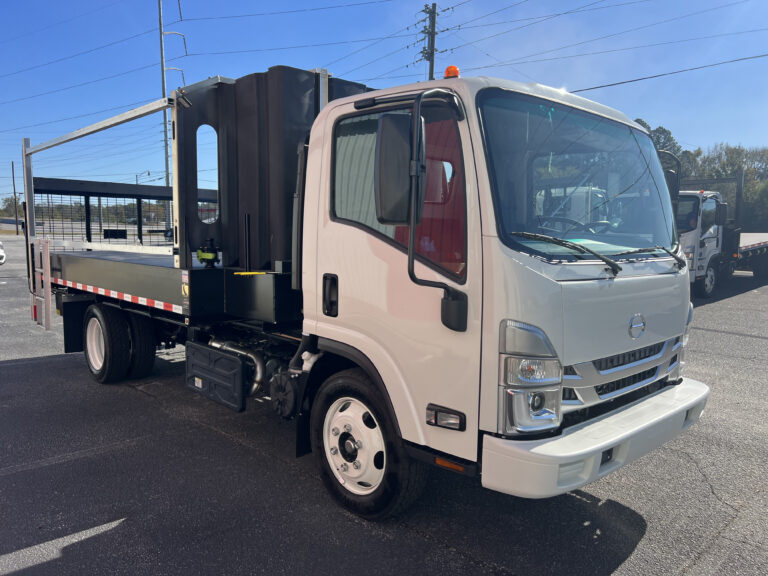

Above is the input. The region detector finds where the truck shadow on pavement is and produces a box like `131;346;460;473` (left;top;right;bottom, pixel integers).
0;352;645;576
692;271;765;307
399;475;645;575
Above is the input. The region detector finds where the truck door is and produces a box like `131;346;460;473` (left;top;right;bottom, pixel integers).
697;196;719;274
311;99;483;462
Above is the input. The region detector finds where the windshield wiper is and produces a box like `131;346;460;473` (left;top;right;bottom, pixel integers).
510;232;622;276
614;246;686;269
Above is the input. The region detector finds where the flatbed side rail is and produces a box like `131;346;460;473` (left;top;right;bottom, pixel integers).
22;98;176;302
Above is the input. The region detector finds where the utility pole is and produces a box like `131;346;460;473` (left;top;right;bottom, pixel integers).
421;3;438;80
158;0;171;230
11;161;19;235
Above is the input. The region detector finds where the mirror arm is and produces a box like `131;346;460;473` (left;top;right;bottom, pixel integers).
406;90;468;332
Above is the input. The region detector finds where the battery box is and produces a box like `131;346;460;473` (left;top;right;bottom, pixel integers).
185;341;246;412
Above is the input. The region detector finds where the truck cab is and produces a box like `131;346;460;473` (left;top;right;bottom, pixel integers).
307;76;707;501
677;190;729;297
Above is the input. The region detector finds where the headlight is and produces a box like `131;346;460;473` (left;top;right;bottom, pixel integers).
682;302;694;348
505;357;562;386
498;321;563;434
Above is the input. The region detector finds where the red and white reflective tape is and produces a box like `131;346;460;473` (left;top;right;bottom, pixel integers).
52;277;183;315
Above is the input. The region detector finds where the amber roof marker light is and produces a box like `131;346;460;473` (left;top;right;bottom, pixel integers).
444;65;460;79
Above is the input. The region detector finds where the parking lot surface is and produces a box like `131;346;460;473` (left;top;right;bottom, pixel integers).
1;233;766;575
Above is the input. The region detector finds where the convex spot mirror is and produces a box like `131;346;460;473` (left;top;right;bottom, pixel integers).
374;112;425;225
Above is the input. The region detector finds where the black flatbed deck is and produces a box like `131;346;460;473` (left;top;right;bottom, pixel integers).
49;250;212;317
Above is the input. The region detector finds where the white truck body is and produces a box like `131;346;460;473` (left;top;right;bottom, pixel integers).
24;68;709;516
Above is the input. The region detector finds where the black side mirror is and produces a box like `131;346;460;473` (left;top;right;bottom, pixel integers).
658;150;681;219
664;168;679;200
374;114;412;225
716;202;728;226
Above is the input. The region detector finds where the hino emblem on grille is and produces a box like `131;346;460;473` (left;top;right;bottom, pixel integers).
628;314;646;339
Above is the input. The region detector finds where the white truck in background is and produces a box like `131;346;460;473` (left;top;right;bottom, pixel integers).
677;189;768;297
23;65;709;518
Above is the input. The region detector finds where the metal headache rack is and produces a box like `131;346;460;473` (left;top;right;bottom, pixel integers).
22;66;367;327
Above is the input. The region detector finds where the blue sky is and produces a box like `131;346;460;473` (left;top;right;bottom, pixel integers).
1;0;766;202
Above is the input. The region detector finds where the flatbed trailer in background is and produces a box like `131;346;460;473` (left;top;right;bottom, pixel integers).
677;185;768;297
23;65;709;519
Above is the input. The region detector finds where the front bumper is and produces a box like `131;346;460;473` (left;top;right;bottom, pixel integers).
481;377;709;498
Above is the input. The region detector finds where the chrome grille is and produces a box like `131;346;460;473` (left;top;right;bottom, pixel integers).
593;342;664;372
595;367;657;398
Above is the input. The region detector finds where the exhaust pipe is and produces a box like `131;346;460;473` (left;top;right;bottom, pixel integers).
209;339;266;395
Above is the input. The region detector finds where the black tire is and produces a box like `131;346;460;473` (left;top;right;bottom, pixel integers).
83;304;131;383
310;368;428;519
753;258;768;282
127;313;156;379
695;260;717;298
722;260;736;283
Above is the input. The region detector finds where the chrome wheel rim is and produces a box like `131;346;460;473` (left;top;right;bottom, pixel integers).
86;317;105;371
322;396;386;495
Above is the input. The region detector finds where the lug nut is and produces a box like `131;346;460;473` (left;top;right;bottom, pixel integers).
340;463;348;472
330;447;338;455
353;461;361;470
343;424;352;433
331;427;339;436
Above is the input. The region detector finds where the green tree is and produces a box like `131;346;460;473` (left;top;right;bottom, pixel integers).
634;118;683;156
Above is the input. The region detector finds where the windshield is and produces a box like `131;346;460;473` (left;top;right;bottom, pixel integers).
676;195;700;234
478;88;677;261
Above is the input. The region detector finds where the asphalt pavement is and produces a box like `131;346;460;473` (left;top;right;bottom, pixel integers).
0;233;766;575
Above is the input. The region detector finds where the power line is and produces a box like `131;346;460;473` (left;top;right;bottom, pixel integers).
442;0;475;10
442;0;652;32
447;0;531;29
0;0;124;46
0;28;156;80
353;24;768;82
187;33;418;57
183;0;395;21
0;56;183;108
572;52;768;92
325;21;422;68
504;27;768;67
448;0;608;52
338;43;414;76
0;99;156;135
464;0;752;72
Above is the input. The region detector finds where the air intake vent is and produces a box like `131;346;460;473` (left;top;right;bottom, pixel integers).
593;342;664;372
595;368;657;397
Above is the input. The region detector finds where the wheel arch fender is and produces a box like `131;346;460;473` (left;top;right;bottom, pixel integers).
296;338;411;457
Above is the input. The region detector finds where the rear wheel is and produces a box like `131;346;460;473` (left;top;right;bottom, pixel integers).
695;261;717;298
127;313;156;379
310;368;427;519
753;258;768;281
83;304;130;383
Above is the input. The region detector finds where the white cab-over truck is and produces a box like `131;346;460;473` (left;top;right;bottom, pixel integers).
23;66;709;518
677;189;768;297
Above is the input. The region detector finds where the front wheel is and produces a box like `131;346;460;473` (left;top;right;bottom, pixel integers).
310;369;427;519
695;261;717;298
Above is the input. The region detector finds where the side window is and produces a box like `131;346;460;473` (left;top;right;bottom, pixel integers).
196;124;219;223
701;198;716;236
333;105;467;280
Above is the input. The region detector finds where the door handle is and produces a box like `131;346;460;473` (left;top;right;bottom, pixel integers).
323;274;338;317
